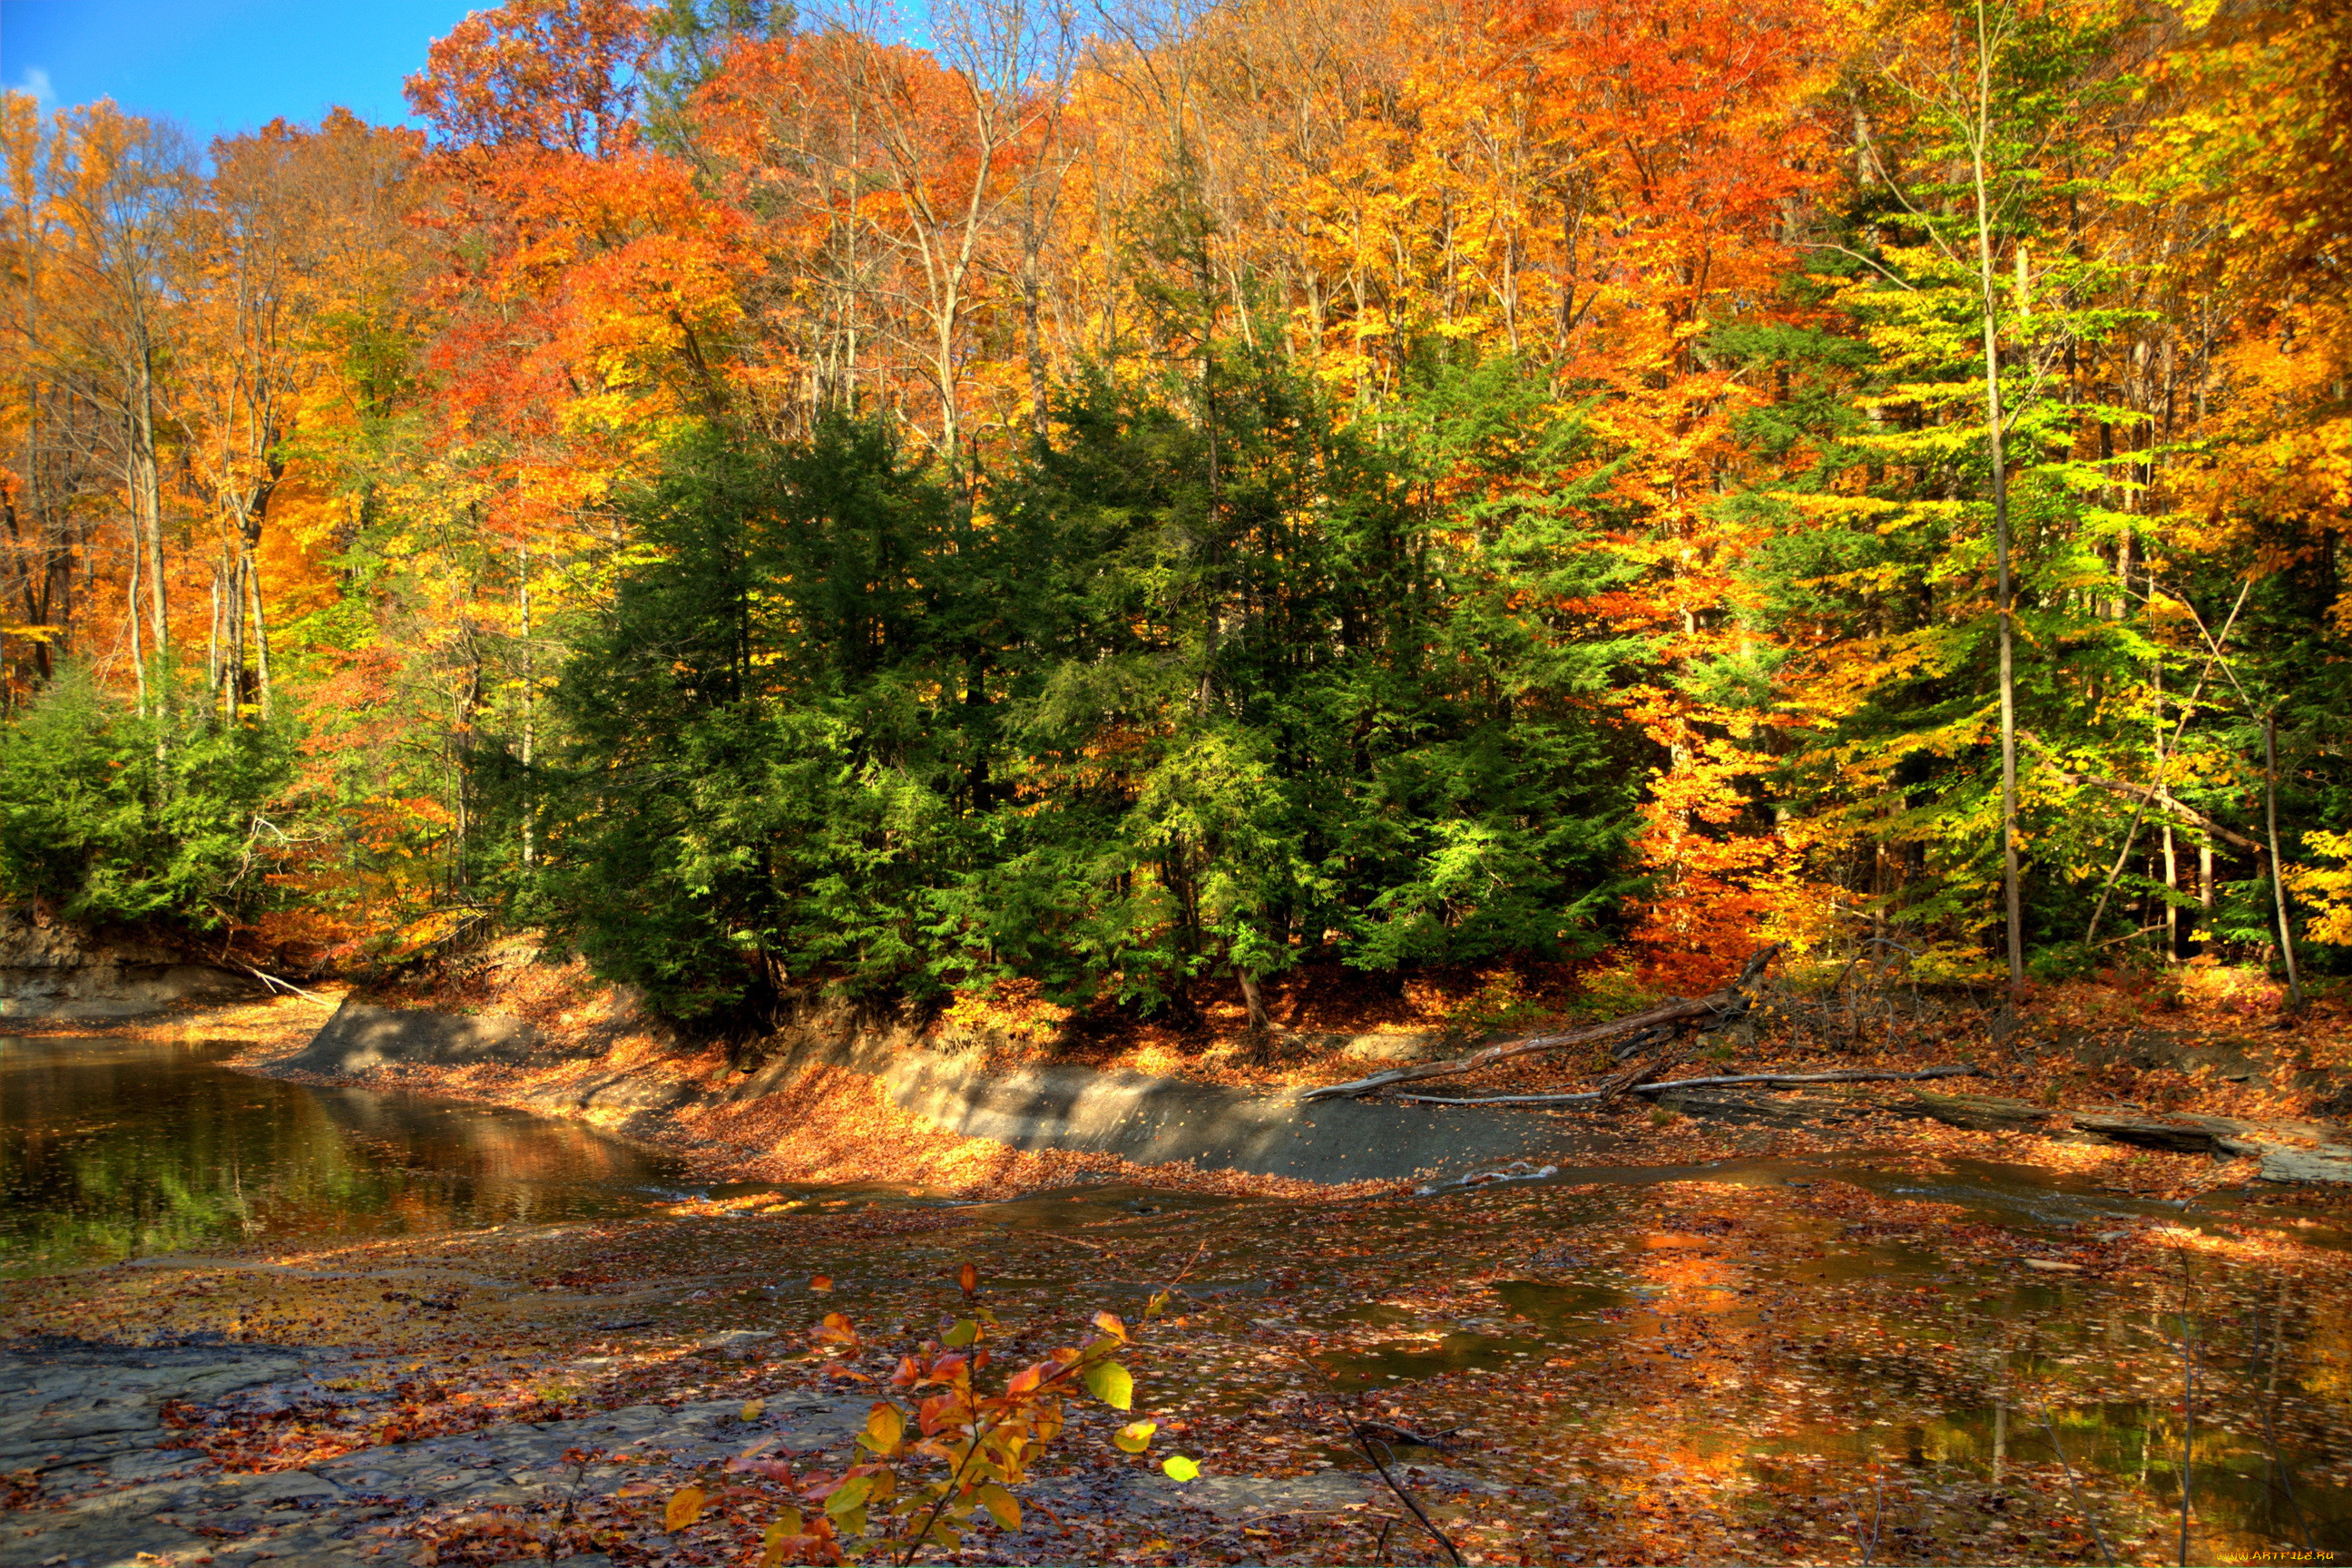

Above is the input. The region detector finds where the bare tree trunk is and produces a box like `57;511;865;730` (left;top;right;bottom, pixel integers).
2199;838;2214;955
132;348;168;687
206;566;221;715
519;534;535;869
230;551;247;712
1968;0;2024;998
2156;653;2178;959
1025;269;1048;436
2264;713;2304;1006
1236;965;1269;1033
1022;173;1051;446
2162;822;2180;962
124;514;147;715
245;537;270;719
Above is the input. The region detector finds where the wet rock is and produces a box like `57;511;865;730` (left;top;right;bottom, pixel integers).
1904;1089;2065;1133
214;1468;346;1505
1654;1088;1869;1128
1156;1468;1373;1518
2253;1145;2352;1184
0;1485;213;1567
1139;1460;1509;1523
0;1342;307;1473
1896;1090;2352;1181
2068;1109;2229;1153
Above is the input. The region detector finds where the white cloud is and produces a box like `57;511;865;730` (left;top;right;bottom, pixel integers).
11;66;55;110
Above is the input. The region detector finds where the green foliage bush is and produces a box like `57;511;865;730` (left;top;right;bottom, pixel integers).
0;667;297;926
526;357;1647;1022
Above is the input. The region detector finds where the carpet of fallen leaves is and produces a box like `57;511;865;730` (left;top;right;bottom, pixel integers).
6;1135;2350;1567
13;964;2352;1564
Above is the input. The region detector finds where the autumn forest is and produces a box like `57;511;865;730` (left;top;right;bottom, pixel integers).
2;0;2347;1024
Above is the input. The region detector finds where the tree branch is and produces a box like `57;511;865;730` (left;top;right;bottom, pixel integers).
1391;1063;1984;1107
2045;768;2263;858
1298;946;1780;1103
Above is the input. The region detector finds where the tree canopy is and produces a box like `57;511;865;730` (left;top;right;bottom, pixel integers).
1;0;2344;1018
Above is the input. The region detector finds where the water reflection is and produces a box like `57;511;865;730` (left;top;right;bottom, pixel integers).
1283;1167;2352;1559
0;1035;695;1275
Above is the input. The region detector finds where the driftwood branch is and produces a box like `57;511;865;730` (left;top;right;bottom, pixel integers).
230;961;338;1008
1390;1063;1985;1107
1298;946;1781;1103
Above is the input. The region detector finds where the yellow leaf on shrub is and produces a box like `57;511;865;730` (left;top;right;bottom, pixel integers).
1082;1359;1132;1410
860;1401;906;1455
975;1481;1021;1530
1162;1455;1201;1482
1112;1419;1157;1454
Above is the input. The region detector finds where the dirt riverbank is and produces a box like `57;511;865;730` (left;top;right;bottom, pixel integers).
20;975;2351;1207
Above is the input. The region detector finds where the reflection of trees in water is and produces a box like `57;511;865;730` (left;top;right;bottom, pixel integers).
309;1086;671;1230
3;1039;386;1267
312;1087;656;1183
1661;1241;2346;1557
0;1038;679;1274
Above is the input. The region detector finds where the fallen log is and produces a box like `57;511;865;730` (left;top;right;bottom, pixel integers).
1298;945;1781;1103
1389;1063;1985;1107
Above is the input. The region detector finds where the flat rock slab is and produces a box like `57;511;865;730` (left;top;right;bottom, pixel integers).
2251;1145;2352;1183
1905;1089;2066;1133
1654;1087;1876;1129
0;1334;1435;1567
1895;1093;2352;1182
0;1338;886;1568
0;1340;309;1475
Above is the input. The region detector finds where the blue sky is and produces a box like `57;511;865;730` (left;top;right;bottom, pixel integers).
0;0;484;140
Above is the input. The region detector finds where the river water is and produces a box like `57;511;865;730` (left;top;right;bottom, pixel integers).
0;1034;708;1276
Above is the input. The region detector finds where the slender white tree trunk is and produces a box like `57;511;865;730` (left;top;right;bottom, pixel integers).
2264;714;2304;1006
1969;0;2024;997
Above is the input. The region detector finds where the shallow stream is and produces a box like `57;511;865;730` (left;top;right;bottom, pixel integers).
0;1036;713;1275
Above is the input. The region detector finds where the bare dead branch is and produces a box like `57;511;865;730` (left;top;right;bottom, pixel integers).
1298;945;1780;1103
1391;1063;1984;1107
